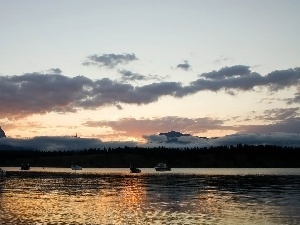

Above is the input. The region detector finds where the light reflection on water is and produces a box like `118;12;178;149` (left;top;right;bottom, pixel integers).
1;168;300;225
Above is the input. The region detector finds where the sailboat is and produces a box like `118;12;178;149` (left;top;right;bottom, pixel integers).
71;133;82;170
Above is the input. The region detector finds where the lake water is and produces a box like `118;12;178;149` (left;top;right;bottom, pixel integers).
1;168;300;225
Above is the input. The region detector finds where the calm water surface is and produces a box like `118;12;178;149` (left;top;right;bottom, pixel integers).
1;168;300;225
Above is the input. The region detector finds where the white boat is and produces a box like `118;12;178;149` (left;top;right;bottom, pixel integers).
154;162;171;171
71;165;82;170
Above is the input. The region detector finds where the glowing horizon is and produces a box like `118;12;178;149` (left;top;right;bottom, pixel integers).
0;1;299;148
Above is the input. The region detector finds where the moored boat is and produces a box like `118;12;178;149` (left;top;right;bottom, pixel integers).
71;165;82;170
154;162;171;171
130;166;141;173
130;163;141;173
20;163;30;170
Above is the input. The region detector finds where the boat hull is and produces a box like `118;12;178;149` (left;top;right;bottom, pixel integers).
20;164;30;170
154;162;171;171
130;167;141;173
155;168;171;171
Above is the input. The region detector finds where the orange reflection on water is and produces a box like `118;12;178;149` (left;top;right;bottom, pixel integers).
1;173;298;225
1;179;88;224
120;176;146;206
0;176;147;225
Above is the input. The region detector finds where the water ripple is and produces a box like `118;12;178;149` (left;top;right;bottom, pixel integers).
1;169;300;224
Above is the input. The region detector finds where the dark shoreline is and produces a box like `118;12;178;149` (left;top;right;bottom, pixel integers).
1;145;300;168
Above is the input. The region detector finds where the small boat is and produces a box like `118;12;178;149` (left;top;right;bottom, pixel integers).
129;163;141;173
154;162;171;171
20;163;30;170
71;165;82;170
130;166;141;173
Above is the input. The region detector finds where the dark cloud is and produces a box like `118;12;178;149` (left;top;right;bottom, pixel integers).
259;97;283;104
237;117;300;134
175;71;263;97
48;68;62;74
264;68;300;91
176;60;191;71
253;107;299;121
175;66;300;97
78;78;182;107
212;132;300;147
142;134;167;143
118;70;146;81
0;73;180;118
0;73;93;118
83;53;138;68
287;92;300;104
234;108;300;134
201;65;251;80
118;70;164;82
213;56;229;64
0;136;137;151
142;132;300;148
0;66;299;118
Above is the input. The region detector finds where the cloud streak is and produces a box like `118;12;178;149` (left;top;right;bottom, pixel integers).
176;60;191;71
0;136;137;151
84;116;227;137
84;112;299;140
83;53;138;68
237;118;300;134
1;112;299;150
47;68;62;74
0;66;299;118
118;69;164;82
143;132;300;148
176;66;300;97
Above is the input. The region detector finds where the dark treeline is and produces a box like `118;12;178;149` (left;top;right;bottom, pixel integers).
0;144;300;168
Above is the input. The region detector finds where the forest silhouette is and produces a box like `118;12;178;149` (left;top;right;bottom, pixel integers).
1;144;300;168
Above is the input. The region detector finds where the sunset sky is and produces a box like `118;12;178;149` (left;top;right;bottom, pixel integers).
0;0;300;150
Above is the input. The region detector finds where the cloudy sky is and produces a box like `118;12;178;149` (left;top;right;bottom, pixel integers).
0;0;300;150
